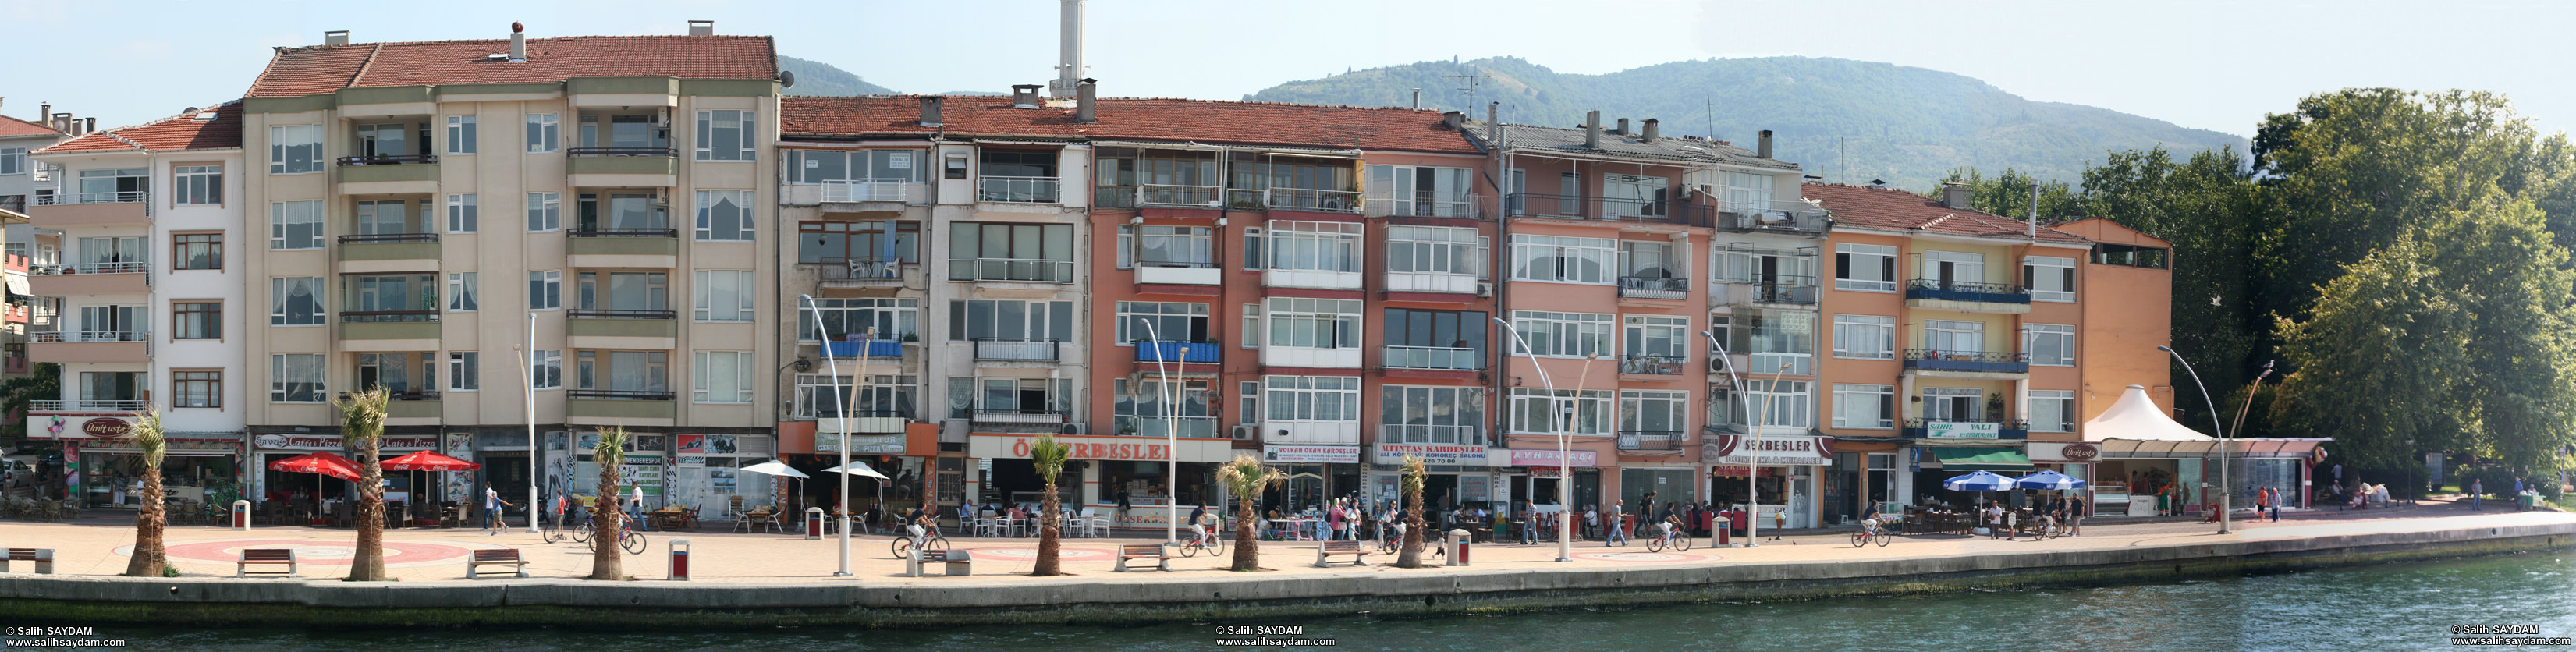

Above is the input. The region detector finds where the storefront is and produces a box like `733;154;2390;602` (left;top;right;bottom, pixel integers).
1704;434;1833;530
1828;438;1906;525
967;433;1238;530
2077;385;2329;517
670;434;778;515
1499;448;1598;514
1271;445;1362;514
1366;443;1485;516
43;416;247;510
249;431;437;504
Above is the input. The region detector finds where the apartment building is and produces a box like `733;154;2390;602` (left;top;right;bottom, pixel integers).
23;102;247;509
234;24;783;516
1;106;73;389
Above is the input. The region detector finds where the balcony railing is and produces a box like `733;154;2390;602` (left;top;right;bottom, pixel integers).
819;180;921;203
1617;431;1686;451
568;227;678;238
1719;274;1821;305
974;338;1062;362
34;191;150;205
1716;200;1832;234
30;399;147;412
1253;188;1364;214
1901;418;2031;440
1138;184;1223;207
1617;275;1689;299
1112;414;1219;438
337;154;436;166
34;330;148;342
339;232;440;244
977;176;1061;204
1383;345;1478;370
385;390;443;402
1363;194;1481;219
569;309;676;320
1619;354;1686;376
1137;258;1215;270
31;261;148;275
568;389;676;401
1503;193;1712;225
1137;341;1221;363
821;340;907;358
566;147;678;158
1381;424;1484;445
802;407;915;420
972;407;1067;422
1905;278;2031;304
342;310;438;323
948;257;1074;283
1902;349;2031;374
818;257;905;281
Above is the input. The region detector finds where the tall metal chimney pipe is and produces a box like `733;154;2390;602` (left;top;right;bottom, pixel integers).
1055;0;1088;98
1757;129;1774;159
1410;89;1421;109
1076;79;1098;123
2028;181;2040;236
1641;119;1659;143
1584;111;1601;148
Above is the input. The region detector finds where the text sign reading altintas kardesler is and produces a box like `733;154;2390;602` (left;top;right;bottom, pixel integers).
968;433;1238;463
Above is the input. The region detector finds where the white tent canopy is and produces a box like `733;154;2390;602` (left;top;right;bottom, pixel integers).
2083;384;2216;442
2081;384;2329;459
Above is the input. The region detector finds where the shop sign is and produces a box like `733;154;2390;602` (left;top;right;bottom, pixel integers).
2064;443;2100;462
81;418;133;438
1925;421;2001;439
1507;448;1597;467
620;455;664;498
818;434;906;455
1264;445;1359;464
1372;443;1485;466
968;434;1237;463
251;434;439;451
2027;441;2100;463
1703;434;1833;466
1708;466;1782;478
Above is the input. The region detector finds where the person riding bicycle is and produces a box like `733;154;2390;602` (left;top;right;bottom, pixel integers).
907;506;935;550
1658;511;1684;543
1187;505;1212;544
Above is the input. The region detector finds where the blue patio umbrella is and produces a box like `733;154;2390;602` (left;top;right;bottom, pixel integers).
2015;470;2087;491
1943;470;2016;492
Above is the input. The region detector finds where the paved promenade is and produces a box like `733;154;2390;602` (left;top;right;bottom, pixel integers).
3;502;2568;583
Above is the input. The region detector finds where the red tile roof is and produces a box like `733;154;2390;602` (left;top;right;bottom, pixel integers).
781;96;1481;154
1803;182;2088;243
37;102;244;154
247;36;777;97
0;114;62;137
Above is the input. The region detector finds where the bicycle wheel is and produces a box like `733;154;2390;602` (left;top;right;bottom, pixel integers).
1646;534;1667;553
1180;541;1200;558
622;531;648;555
1875;530;1892;547
572;522;594;544
1209;536;1224;556
542;526;563;544
1675;533;1691;551
926;537;950;554
891;537;914;559
1850;532;1868;547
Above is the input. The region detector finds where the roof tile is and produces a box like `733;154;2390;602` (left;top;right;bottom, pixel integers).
37;101;244;154
0;114;63;138
780;96;1479;154
249;36;775;97
1804;182;2088;243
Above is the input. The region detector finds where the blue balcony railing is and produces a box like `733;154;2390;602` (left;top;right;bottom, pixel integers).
1136;341;1221;363
1903;349;2030;374
822;340;906;358
1904;278;2031;304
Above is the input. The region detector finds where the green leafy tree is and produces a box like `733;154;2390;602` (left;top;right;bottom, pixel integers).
334;388;391;581
2079;146;2265;425
1028;434;1070;576
0;362;60;445
1932;167;2085;222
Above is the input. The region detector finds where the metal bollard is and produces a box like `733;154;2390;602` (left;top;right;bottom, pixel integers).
1447;529;1469;566
668;539;691;581
805;508;825;540
232;500;252;530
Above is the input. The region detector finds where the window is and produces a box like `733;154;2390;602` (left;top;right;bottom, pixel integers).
2092;243;2169;269
447;273;478;312
1619;390;1689;434
1622;315;1688;359
1265;221;1361;272
1240;304;1261;349
1262;376;1361;423
355;199;415;236
1363;165;1471;218
1510;234;1616;284
580;192;668;229
1243;228;1263;270
0;147;21;175
800;374;917;418
1922;387;1982;421
1925;319;1985;355
172;234;221;271
575;350;669;393
1382;308;1487;370
946;223;1074;282
270;353;326;402
1386;225;1485;277
448;352;480;391
694;109;755;161
77;306;145;335
695;190;754;241
525;113;559;153
172;165;222;205
532;349;562;390
353;122;409;158
793;148;927;185
172;302;222;340
2025;324;2075;366
1832;314;1896;360
1723;172;1775;214
1264;297;1362;349
574;271;666;312
947;299;1073;342
1744;380;1811;428
1133;225;1213;268
687;270;754;322
445;115;477;154
1833;384;1895;429
2024;256;2076;302
1116;302;1208;345
1834;243;1898;292
1381;385;1485;444
799;221;918;267
693;351;754;403
943;154;968;180
2029;390;2076;432
346;274;435;316
526;192;560;232
270;277;325;325
173;371;221;409
974;377;1073;415
1111;377;1213;437
445;193;477;232
268;125;321;174
804;298;921;341
1620;240;1679;281
1602;173;1669;218
1508;388;1610;435
1923;250;1985;286
1713;246;1819;287
1238;381;1261;425
528;271;561;310
1510;310;1612;357
269;200;322;250
1746;310;1815;375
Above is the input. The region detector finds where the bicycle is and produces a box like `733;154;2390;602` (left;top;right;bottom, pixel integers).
1645;524;1692;552
891;532;951;559
1178;528;1225;558
572;520;648;554
1850;519;1893;547
2028;516;2063;540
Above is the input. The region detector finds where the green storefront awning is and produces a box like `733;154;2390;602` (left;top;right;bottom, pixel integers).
1932;447;2031;471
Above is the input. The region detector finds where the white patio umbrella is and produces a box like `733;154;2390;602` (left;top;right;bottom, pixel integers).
739;459;811;513
820;461;891;530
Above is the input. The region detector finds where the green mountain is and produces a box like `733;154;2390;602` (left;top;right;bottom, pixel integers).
1248;56;2248;190
779;55;895;96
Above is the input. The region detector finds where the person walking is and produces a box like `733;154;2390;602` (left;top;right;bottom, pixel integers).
1605;500;1628;547
481;485;513;535
1326;501;1347;541
2068;494;2085;537
2472;477;2484;511
1517;501;1537;545
626;482;647;530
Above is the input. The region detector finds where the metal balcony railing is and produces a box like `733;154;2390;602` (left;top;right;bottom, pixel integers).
1617;275;1689;299
1363;193;1481;219
817;257;905;281
34;191;150;205
341;310;438;323
1503;193;1712;225
804;407;915;420
1382;345;1478;370
34;330;148;342
973;407;1066;420
569;309;676;320
339;232;440;244
819;180;921;203
948;257;1074;283
568;389;676;401
337;154;436;166
1137;341;1222;363
566;147;678;158
977;176;1060;204
1902;349;2031;374
1138;184;1223;207
31;261;148;275
1380;424;1483;445
567;227;677;238
31;399;147;412
1617;431;1686;451
1619;355;1686;376
1112;415;1219;438
384;390;443;402
1901;418;2031;440
1716;200;1832;234
1718;274;1820;305
1255;188;1364;214
1905;278;2031;303
973;338;1062;362
821;340;907;358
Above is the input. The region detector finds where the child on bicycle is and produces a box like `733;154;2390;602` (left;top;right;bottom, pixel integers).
908;506;935;550
1187;505;1211;544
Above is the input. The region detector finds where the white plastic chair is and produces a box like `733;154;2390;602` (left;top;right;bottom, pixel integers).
1087;512;1110;538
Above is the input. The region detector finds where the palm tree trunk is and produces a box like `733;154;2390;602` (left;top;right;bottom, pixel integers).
1396;487;1426;569
1033;480;1062;576
122;466;165;576
591;458;626;580
1230;494;1260;571
349;438;388;581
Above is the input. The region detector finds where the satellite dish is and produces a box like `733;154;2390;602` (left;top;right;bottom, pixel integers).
779;69;797;88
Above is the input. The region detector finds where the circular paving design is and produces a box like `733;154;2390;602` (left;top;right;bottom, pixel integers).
130;538;492;568
1570;550;1716;563
959;546;1111;559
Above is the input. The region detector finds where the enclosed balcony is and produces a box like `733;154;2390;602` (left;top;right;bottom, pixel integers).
30;330;149;363
29;192;151;229
973;338;1062;363
1904;278;2032;313
822;340;907;359
1716;200;1831;236
977;176;1061;204
818;180;928;216
1616;275;1688;300
1902;349;2031;376
1902;418;2031;441
1616;431;1686;452
1715;275;1820;307
1503;193;1708;226
1137;341;1221;364
1233;188;1362;214
29;262;149;296
339;311;440;349
1382;345;1478;371
947;258;1074;284
814;257;907;288
1617;354;1686;377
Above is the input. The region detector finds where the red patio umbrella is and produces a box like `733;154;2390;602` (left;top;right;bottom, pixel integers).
268;452;361;481
381;451;481;471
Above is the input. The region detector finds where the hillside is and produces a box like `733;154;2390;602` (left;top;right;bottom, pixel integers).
780;55;895;96
1248;56;2248;190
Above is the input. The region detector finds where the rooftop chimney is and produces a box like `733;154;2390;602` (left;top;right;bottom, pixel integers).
1757;129;1774;159
1486;101;1500;146
508;23;527;62
1613;118;1629;136
1943;182;1971;210
1054;0;1088;98
1584;111;1602;149
1640;119;1659;143
83;118;95;134
1075;79;1098;124
1867;179;1888;190
53;112;72;133
2028;181;2040;237
1410;88;1421;109
1442;111;1464;131
687;19;715;36
324;30;350;47
919;97;944;127
38;103;49;125
1011;84;1044;108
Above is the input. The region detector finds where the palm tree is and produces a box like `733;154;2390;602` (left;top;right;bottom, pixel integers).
1395;454;1428;569
589;426;631;580
1217;453;1283;572
120;411;169;577
1029;433;1071;576
335;388;391;581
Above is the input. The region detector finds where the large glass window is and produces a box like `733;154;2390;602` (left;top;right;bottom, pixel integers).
694;109;755;161
354;199;416;236
1093;147;1219;207
1834;243;1898;292
1925;319;1985;355
692;351;754;403
693;270;755;322
798;374;916;418
172;371;221;409
525;113;559;153
447;273;478;312
1744;380;1811;428
1833;314;1895;360
1510;310;1612;357
172;165;222;205
1833;384;1894;429
948;299;1073;342
269;125;321;174
270;200;322;250
1723;172;1776;214
1265;221;1361;272
1508;388;1609;435
172;234;221;270
346;274;435;315
695;190;754;241
1510;234;1616;284
1385;225;1485;277
978;150;1059;203
574;271;666;312
793;149;927;184
1112;378;1214;437
2029;390;2076;432
1134;225;1213;268
1264;297;1361;349
946;222;1073;282
1602;173;1669;218
1381;385;1485;444
172;302;221;340
270;277;325;325
1116;301;1209;345
2025;324;2075;366
800;221;918;266
1262;376;1361;423
1382;308;1485;370
1618;390;1688;434
1747;310;1815;375
2024;256;2076;302
1922;387;1982;421
270;353;325;402
1364;165;1471;218
975;377;1073;415
804;298;920;342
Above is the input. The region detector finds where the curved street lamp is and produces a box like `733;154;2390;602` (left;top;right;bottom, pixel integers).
2160;345;2232;535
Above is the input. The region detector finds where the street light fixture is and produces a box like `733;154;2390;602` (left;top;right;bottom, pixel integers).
512;312;539;533
801;294;860;577
1134;317;1180;545
2159;345;2233;535
1494;317;1577;562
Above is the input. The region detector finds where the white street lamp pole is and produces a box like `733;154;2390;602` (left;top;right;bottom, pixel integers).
1136;317;1180;544
516;312;539;533
2163;345;2233;535
1495;317;1574;562
801;295;856;577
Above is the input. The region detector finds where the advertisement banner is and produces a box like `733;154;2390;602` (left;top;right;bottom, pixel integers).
1372;443;1486;466
251;433;439;451
1264;445;1360;464
1508;448;1598;467
1925;421;2002;439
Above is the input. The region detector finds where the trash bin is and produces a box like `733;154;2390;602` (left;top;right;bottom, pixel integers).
805;507;825;540
1447;529;1470;566
232;500;252;530
669;539;691;581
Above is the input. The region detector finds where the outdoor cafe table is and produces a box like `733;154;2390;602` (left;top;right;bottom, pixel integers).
1268;519;1318;540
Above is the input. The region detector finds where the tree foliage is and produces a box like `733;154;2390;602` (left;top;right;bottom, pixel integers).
1029;434;1070;577
1217;454;1282;572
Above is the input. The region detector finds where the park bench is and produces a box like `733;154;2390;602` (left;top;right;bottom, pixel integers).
1113;544;1173;572
466;548;530;579
907;548;973;577
1314;539;1368;567
2;547;53;574
236;548;298;578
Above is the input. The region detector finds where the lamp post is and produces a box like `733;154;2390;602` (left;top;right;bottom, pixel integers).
800;294;857;576
2230;360;2275;519
1134;317;1180;545
2160;345;2232;535
513;312;538;533
1495;317;1579;562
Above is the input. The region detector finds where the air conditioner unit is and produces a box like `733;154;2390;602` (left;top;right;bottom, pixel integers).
1474;282;1493;298
1060;423;1084;435
655;108;670;128
1230;424;1257;441
1708;356;1731;374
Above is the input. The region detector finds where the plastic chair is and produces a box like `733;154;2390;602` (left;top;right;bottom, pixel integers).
1087;513;1110;538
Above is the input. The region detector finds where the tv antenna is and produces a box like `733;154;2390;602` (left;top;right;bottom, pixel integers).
1447;70;1488;112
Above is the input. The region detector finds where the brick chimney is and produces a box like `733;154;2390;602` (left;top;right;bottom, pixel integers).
1640;119;1659;143
1943;182;1972;210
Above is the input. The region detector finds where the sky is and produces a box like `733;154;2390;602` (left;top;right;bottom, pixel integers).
4;0;2571;138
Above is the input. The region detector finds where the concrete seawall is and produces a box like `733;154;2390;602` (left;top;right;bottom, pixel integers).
5;520;2570;629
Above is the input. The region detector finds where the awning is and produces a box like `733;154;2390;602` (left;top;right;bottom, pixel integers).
5;274;26;297
2095;438;2329;460
2083;384;2218;442
1932;447;2031;471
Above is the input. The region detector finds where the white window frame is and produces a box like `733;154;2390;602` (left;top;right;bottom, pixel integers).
270;276;325;326
1922;386;1983;421
1508;388;1610;435
1602;172;1669;218
529;271;562;310
446;272;478;312
2024;255;2077;303
1380;384;1486;445
532;349;562;390
1832;314;1896;360
1621;314;1689;358
694;109;756;161
2025;324;2076;367
1925;319;1985;355
445;193;477;232
270;353;327;402
525;113;559;153
694;190;754;241
1264;221;1361;272
1240;303;1261;349
1616;389;1689;434
526;192;559;232
1385;225;1485;277
2028;389;2076;432
268;125;322;175
1923;250;1986;286
269;200;322;250
807;298;921;342
172;165;222;205
448;352;480;392
1835;243;1898;292
1510;310;1613;358
0;147;23;175
1833;383;1895;430
1115;301;1208;345
1510;234;1617;285
1133;225;1213;268
1363;164;1473;218
692;351;756;404
445;115;477;154
692;270;756;322
1261;375;1362;423
1723;171;1776;214
1744;379;1812;428
1261;297;1361;349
